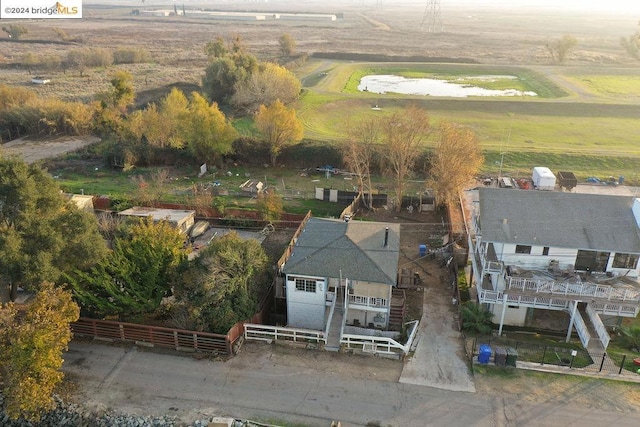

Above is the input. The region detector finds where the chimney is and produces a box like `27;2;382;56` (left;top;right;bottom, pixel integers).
384;227;389;247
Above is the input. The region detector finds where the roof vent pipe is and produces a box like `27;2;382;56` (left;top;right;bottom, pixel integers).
384;227;389;247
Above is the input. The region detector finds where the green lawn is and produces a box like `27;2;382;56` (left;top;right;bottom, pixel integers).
569;75;640;98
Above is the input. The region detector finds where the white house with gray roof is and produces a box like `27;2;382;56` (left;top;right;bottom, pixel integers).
469;188;640;351
281;218;400;331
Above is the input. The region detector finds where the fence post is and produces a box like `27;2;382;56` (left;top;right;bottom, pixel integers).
119;324;125;340
473;337;477;355
619;355;626;375
174;331;179;350
541;346;547;365
599;353;607;372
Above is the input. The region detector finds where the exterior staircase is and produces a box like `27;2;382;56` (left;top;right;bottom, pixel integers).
577;303;605;353
389;288;407;329
325;306;344;352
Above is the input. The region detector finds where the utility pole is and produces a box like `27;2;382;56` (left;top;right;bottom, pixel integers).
421;0;443;33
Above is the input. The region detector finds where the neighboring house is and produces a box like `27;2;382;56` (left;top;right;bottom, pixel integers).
118;207;195;235
468;188;640;350
281;217;400;331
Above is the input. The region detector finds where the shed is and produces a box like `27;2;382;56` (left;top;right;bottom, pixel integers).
532;167;556;191
118;207;195;235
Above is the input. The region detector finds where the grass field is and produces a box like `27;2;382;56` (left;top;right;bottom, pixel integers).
294;59;640;184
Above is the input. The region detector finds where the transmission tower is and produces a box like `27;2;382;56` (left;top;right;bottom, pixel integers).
420;0;443;33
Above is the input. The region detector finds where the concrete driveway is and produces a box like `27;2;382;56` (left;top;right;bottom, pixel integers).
399;259;476;392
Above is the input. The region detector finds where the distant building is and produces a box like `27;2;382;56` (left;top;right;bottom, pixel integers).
118;207;195;235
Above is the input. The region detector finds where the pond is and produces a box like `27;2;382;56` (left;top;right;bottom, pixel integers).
358;74;537;97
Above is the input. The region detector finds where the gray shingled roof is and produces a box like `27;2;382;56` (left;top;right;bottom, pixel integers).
479;188;640;253
282;218;400;284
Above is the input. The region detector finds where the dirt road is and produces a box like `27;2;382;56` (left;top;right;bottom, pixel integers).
63;339;640;426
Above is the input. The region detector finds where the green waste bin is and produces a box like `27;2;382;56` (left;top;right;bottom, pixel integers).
506;347;518;367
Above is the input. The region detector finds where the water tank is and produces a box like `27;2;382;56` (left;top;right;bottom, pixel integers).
478;344;492;364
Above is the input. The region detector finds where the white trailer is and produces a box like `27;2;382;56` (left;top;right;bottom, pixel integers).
532;167;556;191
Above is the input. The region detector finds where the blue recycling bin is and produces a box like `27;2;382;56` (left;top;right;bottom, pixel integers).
478;344;492;364
419;244;427;257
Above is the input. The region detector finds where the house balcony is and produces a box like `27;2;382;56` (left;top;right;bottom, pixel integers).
348;295;388;312
506;276;640;305
478;274;640;317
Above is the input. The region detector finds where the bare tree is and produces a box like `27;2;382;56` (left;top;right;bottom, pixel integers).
381;105;431;211
341;117;379;209
428;121;484;207
546;35;578;64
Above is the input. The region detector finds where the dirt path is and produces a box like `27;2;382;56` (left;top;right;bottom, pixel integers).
1;136;101;164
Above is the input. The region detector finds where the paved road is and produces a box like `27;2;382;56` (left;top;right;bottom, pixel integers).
64;341;640;426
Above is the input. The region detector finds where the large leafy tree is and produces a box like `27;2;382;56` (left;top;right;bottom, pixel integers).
185;92;237;165
202;38;258;106
0;158;106;302
428;121;484;207
254;100;304;167
175;232;268;333
125;88;189;149
381;105;430;211
231;62;302;114
95;70;135;136
68;217;187;319
0;282;80;422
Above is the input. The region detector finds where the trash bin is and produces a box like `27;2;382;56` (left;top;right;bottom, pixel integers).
478;344;492;364
506;347;518;367
419;244;427;258
494;347;507;367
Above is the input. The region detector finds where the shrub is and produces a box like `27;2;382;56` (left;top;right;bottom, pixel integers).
113;47;151;64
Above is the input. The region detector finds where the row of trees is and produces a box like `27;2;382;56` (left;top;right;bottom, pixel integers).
341;105;483;211
22;47;152;76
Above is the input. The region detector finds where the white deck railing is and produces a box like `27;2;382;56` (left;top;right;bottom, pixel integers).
348;295;388;308
244;324;326;344
508;276;640;303
341;320;419;357
572;307;591;348
591;302;638;317
479;289;570;310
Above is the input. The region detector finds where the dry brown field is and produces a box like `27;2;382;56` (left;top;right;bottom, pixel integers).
1;0;638;102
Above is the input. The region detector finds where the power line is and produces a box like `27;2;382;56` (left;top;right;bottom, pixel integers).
420;0;443;33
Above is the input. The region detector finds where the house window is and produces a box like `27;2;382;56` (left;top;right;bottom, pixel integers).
612;253;639;269
295;278;317;293
542;247;550;256
515;245;532;254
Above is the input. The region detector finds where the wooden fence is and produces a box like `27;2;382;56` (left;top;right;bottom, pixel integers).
71;318;232;356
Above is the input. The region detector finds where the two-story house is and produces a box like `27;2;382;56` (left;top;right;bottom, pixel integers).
280;217;400;332
468;188;640;350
